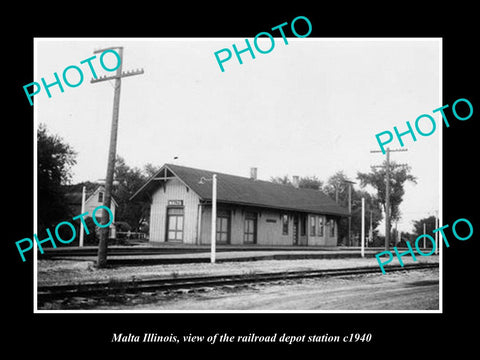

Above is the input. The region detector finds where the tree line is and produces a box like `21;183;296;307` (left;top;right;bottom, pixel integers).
271;165;417;246
38;124;160;244
39;124;419;246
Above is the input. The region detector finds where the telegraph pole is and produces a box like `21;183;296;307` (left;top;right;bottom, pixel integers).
344;180;356;246
79;186;86;247
361;197;365;257
91;46;144;268
370;147;408;251
211;174;217;264
435;210;439;255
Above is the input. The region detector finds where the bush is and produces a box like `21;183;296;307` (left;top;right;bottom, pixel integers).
54;216;99;247
372;235;385;247
115;221;132;232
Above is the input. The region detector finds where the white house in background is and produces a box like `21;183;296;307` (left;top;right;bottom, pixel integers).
65;185;118;238
84;186;117;221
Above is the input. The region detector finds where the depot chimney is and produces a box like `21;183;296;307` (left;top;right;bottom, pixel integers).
292;175;299;188
250;167;258;180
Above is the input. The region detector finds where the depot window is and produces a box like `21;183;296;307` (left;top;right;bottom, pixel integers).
310;215;316;236
318;216;324;237
282;214;289;235
329;219;335;237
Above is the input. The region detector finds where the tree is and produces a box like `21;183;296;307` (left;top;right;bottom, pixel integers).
37;123;77;233
357;161;417;245
63;180;98;195
271;171;381;245
270;175;291;185
323;171;383;245
270;175;323;190
323;170;349;207
112;156;151;231
143;163;162;178
299;176;323;190
412;215;437;248
349;189;383;246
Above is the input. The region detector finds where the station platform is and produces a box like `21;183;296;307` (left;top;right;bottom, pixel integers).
39;244;390;266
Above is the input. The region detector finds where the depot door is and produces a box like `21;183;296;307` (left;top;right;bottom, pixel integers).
216;210;231;244
244;212;257;244
166;207;184;242
293;216;299;245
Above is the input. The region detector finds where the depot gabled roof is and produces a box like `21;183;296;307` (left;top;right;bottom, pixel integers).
131;163;349;217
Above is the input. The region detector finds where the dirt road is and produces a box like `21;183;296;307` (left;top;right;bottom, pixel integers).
80;268;438;311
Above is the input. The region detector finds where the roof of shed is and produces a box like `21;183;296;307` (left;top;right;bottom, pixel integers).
131;164;350;217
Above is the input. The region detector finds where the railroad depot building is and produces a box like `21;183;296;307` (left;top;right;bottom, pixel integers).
131;164;349;246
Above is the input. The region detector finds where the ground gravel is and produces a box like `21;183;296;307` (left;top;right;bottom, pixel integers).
37;255;439;286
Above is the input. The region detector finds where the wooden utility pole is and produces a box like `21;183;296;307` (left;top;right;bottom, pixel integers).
361;197;365;257
435;210;439;255
79;186;86;247
370;147;408;251
369;207;373;247
211;174;217;264
344;180;356;246
91;46;144;268
423;222;426;249
199;175;218;263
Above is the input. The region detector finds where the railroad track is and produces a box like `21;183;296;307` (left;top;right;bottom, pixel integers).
37;263;439;304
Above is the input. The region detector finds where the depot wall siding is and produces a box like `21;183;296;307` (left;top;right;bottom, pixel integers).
230;209;244;245
200;207;298;246
307;215;326;246
325;220;338;246
257;210;292;246
199;207;211;245
307;215;338;246
200;207;244;245
148;182;339;246
149;178;200;243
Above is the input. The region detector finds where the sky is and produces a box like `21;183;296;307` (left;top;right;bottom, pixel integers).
35;38;441;233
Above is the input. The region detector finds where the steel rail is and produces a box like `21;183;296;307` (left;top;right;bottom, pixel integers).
37;263;439;304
